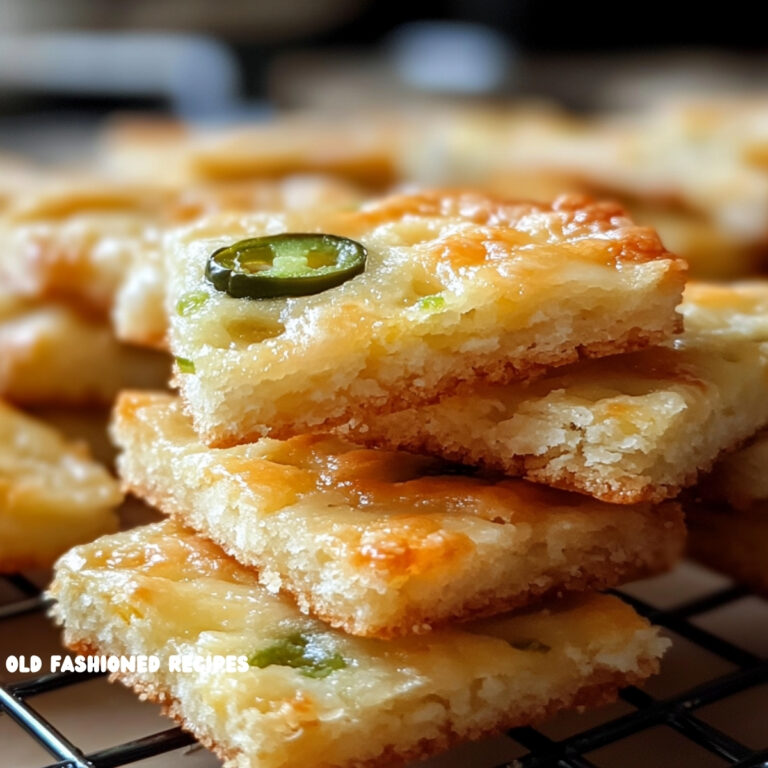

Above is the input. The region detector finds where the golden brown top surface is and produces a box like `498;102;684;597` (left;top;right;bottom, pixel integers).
169;189;685;355
330;191;677;268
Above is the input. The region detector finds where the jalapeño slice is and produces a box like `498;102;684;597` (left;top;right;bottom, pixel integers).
205;233;367;299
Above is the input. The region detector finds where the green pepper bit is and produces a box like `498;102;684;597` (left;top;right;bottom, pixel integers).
206;233;367;300
418;294;446;312
175;356;196;374
249;632;347;679
176;291;209;317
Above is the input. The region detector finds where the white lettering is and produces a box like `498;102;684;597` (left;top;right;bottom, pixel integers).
6;655;43;673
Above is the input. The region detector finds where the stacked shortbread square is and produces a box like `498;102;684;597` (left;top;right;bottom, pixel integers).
51;189;694;768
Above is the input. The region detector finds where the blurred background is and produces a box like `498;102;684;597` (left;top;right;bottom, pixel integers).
1;0;768;157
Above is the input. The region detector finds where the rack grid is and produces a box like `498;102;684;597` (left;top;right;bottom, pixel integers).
1;571;766;768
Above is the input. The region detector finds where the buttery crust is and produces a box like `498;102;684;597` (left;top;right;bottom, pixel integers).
127;477;682;636
112;391;685;638
364;426;753;507
199;323;671;448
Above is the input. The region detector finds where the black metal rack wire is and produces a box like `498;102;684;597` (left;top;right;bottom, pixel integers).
1;571;767;768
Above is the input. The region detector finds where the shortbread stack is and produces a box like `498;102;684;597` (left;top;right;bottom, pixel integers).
50;190;698;768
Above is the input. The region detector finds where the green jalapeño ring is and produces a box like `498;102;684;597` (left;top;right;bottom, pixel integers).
205;233;367;299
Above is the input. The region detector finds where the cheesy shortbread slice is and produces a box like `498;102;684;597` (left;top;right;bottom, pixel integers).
354;281;768;504
0;292;169;405
687;429;768;595
167;190;686;445
49;520;669;768
112;391;684;638
0;401;121;571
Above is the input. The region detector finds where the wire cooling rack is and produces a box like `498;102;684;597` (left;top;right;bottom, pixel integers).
1;570;767;768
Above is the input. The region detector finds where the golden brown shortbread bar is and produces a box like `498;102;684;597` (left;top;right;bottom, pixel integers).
167;190;685;445
112;391;684;638
49;520;669;768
